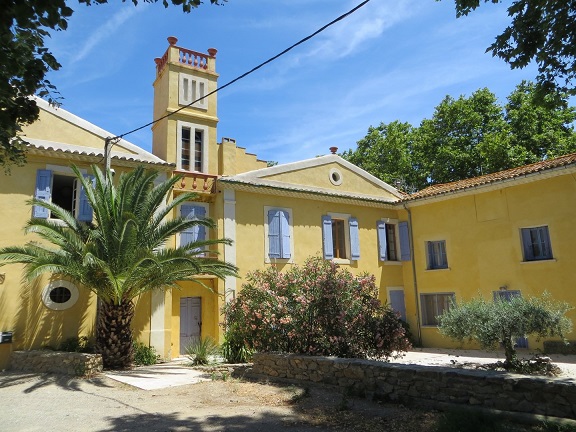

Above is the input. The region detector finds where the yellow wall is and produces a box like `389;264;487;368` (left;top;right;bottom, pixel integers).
406;174;576;349
231;190;405;305
264;162;399;201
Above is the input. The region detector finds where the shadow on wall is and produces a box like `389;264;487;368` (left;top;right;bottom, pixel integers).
11;278;95;351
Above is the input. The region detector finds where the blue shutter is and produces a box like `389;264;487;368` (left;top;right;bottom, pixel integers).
280;210;291;259
349;217;360;260
33;169;52;219
195;205;207;243
541;227;552;259
377;220;387;261
322;215;333;259
399;221;411;261
180;204;195;248
521;229;533;261
427;241;435;268
268;210;281;259
77;175;94;222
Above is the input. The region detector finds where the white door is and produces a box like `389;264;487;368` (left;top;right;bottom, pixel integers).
180;297;202;355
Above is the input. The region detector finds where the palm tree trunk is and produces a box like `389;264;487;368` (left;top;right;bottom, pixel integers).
95;300;135;369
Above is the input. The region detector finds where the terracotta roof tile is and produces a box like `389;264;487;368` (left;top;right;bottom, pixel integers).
405;152;576;201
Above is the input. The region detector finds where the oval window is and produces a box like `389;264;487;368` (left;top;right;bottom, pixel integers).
329;168;343;186
42;280;79;311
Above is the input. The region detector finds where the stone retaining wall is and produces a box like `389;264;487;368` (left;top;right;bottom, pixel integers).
252;353;576;419
10;350;103;376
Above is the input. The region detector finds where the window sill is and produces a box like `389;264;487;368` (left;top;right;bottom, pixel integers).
332;258;352;265
521;258;557;264
383;260;402;266
265;258;294;265
424;267;450;272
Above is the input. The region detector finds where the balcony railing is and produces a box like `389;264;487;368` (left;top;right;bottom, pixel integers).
173;170;217;194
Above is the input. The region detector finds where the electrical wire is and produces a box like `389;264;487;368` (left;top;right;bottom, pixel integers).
108;0;372;143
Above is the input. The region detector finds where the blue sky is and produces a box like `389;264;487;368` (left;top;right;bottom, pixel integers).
44;0;538;164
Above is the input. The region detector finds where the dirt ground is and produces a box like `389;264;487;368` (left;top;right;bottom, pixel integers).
2;348;576;432
0;371;437;432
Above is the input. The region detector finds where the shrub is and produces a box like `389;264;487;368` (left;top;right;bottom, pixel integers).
185;337;220;365
438;292;573;366
58;336;93;353
222;256;411;359
133;342;158;366
221;331;253;363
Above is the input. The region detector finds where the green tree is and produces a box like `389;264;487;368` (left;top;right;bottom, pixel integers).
340;121;424;191
505;80;576;160
451;0;576;95
0;165;237;369
1;0;226;170
415;88;511;184
438;293;572;367
343;82;576;190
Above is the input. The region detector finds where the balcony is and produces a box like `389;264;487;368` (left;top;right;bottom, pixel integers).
173;170;218;196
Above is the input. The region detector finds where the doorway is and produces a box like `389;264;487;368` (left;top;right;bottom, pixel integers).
180;297;202;355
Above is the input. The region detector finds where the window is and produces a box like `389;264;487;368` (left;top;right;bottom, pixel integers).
420;293;454;326
179;73;208;109
177;121;208;172
42;280;80;311
179;203;209;255
322;214;360;262
521;226;553;261
264;207;293;262
426;240;448;269
33;168;93;222
377;220;411;262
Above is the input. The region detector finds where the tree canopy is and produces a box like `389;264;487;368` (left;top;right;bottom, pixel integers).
452;0;576;96
341;81;576;191
1;0;226;170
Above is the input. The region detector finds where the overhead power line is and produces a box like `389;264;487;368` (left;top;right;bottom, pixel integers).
107;0;372;144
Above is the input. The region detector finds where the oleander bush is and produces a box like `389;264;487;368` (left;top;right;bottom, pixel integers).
223;256;411;359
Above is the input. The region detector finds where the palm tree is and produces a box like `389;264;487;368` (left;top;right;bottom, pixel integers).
0;165;237;369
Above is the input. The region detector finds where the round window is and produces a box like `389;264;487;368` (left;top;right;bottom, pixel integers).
42;280;79;311
329;168;343;186
49;287;72;304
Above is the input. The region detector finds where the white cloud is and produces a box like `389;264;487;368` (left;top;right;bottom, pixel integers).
71;7;143;64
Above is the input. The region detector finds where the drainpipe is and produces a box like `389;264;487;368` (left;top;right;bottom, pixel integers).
404;203;422;346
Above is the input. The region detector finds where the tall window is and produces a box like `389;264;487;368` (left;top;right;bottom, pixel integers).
265;207;293;262
521;226;553;261
322;214;360;262
179;73;208;109
181;127;191;171
427;240;448;269
421;293;454;326
377;220;411;262
332;219;347;259
385;223;398;261
178;122;207;172
33;168;93;222
194;130;203;172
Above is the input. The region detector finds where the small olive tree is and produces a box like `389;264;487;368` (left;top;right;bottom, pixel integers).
438;293;573;367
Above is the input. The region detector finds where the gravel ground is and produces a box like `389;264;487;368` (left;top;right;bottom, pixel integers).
1;349;575;432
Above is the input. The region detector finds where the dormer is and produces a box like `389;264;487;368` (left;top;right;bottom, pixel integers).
152;37;219;175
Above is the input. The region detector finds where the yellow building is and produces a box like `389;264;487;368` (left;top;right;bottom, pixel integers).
1;36;575;368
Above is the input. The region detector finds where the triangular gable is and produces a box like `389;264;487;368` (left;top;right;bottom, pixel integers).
221;155;403;202
20;97;167;166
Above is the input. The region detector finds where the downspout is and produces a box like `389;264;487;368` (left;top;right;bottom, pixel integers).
404;203;422;346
